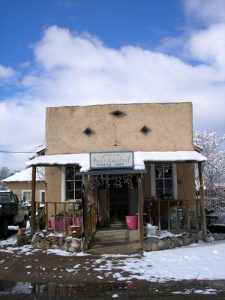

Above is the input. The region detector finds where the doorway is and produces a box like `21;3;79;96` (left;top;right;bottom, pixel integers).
109;184;129;222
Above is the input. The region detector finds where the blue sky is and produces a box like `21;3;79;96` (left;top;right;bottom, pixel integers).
0;0;225;170
1;0;184;66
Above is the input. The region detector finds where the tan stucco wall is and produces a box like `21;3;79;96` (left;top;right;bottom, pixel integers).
45;167;61;203
45;103;195;204
6;181;45;202
177;163;196;200
46;103;194;154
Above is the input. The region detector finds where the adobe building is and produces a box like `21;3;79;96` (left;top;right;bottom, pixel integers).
27;102;207;250
2;167;45;204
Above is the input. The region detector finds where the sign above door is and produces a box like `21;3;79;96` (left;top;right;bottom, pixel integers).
90;151;134;169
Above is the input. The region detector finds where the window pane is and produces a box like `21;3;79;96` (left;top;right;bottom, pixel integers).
66;190;74;200
41;192;45;204
156;179;163;188
75;180;82;189
66;166;75;180
156;188;164;197
164;164;172;178
165;188;173;196
66;181;74;190
165;179;172;188
75;190;82;199
155;164;163;179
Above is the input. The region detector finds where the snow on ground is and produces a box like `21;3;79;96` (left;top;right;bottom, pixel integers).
1;235;225;283
0;236;17;246
93;241;225;282
46;249;89;256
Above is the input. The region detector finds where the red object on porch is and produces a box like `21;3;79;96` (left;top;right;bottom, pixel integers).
125;216;138;230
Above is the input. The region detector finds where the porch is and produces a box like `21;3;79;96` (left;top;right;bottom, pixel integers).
26;150;207;252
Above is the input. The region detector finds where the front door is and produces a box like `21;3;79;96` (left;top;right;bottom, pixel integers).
109;184;129;221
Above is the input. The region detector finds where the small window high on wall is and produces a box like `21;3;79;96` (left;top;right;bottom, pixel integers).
65;165;83;200
151;163;177;199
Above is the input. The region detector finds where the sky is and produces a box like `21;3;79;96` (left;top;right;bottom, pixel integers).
0;0;225;170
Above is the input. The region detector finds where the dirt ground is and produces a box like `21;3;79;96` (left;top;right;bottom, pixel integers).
1;247;225;300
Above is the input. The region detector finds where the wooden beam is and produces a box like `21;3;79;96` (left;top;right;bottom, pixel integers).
83;176;89;250
198;162;207;242
31;165;36;235
138;177;144;250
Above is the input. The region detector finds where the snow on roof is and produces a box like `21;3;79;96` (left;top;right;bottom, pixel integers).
26;151;207;171
26;153;90;171
3;167;45;183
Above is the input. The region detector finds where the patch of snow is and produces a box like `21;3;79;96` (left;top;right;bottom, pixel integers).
112;294;119;298
94;241;225;282
0;236;17;246
8;226;18;231
3;167;45;182
26;151;206;172
46;249;88;256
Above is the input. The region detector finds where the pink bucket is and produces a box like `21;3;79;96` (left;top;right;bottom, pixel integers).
125;216;138;230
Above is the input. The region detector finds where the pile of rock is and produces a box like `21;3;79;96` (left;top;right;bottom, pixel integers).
31;233;82;252
144;232;197;251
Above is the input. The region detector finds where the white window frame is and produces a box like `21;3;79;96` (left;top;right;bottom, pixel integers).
22;190;32;202
62;165;83;201
151;163;177;199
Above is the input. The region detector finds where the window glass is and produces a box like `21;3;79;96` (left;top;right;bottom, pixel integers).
65;165;83;200
23;191;32;202
155;164;173;197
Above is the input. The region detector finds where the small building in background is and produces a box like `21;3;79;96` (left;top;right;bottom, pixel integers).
2;167;45;205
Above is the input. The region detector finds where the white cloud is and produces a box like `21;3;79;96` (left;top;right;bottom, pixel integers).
0;1;225;170
0;64;16;79
183;0;225;24
188;23;225;72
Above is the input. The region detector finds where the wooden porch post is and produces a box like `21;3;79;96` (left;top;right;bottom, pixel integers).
83;176;89;250
198;162;207;242
138;177;144;250
31;165;36;235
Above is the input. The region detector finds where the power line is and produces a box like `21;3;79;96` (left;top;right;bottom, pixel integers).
0;151;35;154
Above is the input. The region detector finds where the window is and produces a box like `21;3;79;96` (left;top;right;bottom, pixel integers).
155;164;173;197
22;190;32;202
66;165;83;200
151;163;177;199
40;190;45;204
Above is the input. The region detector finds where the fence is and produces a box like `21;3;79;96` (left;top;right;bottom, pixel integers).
144;198;200;232
36;202;83;233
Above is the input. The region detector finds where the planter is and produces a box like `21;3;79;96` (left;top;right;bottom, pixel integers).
67;225;82;238
125;216;138;230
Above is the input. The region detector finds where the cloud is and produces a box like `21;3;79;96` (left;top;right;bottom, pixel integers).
0;1;225;170
188;23;225;72
0;64;16;79
183;0;225;24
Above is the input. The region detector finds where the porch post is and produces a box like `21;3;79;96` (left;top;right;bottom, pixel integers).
31;165;36;235
83;175;89;250
198;162;207;242
138;177;144;250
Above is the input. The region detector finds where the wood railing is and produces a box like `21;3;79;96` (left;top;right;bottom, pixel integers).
144;198;200;232
35;202;83;234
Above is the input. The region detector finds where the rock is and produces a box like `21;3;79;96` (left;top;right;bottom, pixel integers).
68;238;82;252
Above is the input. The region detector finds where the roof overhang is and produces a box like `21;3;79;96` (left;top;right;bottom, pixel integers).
26;151;207;173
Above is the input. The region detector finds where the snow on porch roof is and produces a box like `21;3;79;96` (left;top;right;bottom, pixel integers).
26;151;207;172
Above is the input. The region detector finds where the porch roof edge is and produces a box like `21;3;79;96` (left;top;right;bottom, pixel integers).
25;151;207;170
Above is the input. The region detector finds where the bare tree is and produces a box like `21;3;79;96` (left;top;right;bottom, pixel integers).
194;131;225;198
0;166;11;190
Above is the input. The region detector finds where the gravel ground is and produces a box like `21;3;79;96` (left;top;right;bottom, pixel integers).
1;248;225;299
1;232;225;299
